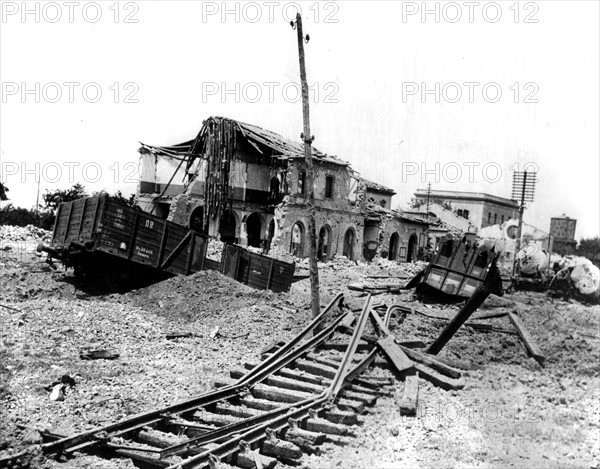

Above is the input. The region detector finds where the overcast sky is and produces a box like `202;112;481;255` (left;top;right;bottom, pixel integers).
1;1;598;239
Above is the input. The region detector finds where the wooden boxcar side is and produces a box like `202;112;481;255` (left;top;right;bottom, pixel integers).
50;195;207;276
422;237;496;297
51;196;104;248
221;243;295;293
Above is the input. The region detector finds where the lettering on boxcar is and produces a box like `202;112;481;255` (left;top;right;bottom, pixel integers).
135;246;154;258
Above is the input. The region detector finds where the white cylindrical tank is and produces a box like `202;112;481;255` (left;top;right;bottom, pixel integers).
570;260;600;301
517;245;549;276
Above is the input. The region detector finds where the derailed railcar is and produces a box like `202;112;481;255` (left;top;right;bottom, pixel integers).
220;243;295;293
407;235;502;298
42;195;208;288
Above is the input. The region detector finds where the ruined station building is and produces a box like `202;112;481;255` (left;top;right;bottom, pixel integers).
137;116;429;262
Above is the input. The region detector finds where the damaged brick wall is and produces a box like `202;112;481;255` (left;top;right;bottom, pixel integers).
268;159;366;261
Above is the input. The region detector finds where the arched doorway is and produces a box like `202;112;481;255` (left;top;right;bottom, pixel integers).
219;210;237;244
246;213;262;248
290;222;305;257
343;228;355;261
265;219;275;253
407;234;418;262
189;206;206;233
317;225;331;262
269;177;280;203
389;232;399;261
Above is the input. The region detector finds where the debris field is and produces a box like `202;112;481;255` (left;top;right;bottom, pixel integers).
0;227;599;468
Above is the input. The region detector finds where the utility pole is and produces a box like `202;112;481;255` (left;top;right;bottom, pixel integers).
294;13;320;320
511;170;537;277
425;182;432;220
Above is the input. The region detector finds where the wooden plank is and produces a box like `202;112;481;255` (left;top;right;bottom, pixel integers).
399;373;419;416
377;336;415;375
266;256;275;290
155;224;169;268
185;233;196;274
398;346;461;379
127;209;141;259
508;312;545;364
369;309;414;374
77;197;88;238
414;364;463;391
62;202;73;244
160;231;192;270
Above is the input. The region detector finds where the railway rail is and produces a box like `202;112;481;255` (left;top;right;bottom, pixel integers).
0;293;465;469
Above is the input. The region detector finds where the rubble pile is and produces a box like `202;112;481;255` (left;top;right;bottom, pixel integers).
1;229;599;469
0;225;51;243
205;239;225;260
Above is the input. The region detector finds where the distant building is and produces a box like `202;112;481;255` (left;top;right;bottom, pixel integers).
413;189;519;231
550;215;577;255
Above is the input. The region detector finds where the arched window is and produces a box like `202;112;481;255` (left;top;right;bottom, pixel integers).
457;209;463;217
407;234;418;262
389;232;399;261
265;219;275;253
343;228;355;261
269;177;280;203
219;210;237;244
189;206;205;233
246;212;262;248
317;225;332;261
290;222;305;257
463;209;469;219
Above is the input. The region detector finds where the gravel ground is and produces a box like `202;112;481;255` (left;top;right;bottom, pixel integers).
0;236;598;469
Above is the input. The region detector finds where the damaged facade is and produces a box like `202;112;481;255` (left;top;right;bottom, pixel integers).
137;116;429;262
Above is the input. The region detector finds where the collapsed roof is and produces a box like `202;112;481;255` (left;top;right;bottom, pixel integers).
139;116;348;167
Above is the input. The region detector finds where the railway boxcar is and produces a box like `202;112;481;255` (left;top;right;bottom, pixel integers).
41;195;209;287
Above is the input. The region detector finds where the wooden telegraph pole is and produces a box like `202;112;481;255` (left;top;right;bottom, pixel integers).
294;13;321;319
511;170;537;277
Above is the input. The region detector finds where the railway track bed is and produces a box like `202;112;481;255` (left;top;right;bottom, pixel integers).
1;293;466;469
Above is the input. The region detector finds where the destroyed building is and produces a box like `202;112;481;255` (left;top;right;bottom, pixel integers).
413;189;519;230
137;116;429;262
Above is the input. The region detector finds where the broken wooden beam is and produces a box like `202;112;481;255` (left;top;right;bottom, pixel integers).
414;364;463;391
508;311;545;365
399;373;419;416
398;346;461;379
376;335;415;375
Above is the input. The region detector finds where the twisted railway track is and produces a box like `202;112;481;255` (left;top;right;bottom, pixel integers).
1;293;462;469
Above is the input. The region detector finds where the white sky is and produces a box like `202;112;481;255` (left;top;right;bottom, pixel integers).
1;1;598;239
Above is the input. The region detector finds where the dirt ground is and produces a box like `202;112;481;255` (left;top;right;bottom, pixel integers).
1;232;598;469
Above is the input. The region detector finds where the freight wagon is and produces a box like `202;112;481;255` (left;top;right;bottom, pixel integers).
40;195;295;293
407;235;502;298
40;195;209;290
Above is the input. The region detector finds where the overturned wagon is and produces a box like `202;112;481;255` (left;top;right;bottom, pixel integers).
41;195;209;289
408;235;502;298
41;195;295;293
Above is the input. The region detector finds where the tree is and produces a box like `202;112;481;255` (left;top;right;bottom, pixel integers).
0;182;8;201
94;190;136;207
577;237;600;261
42;183;88;211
